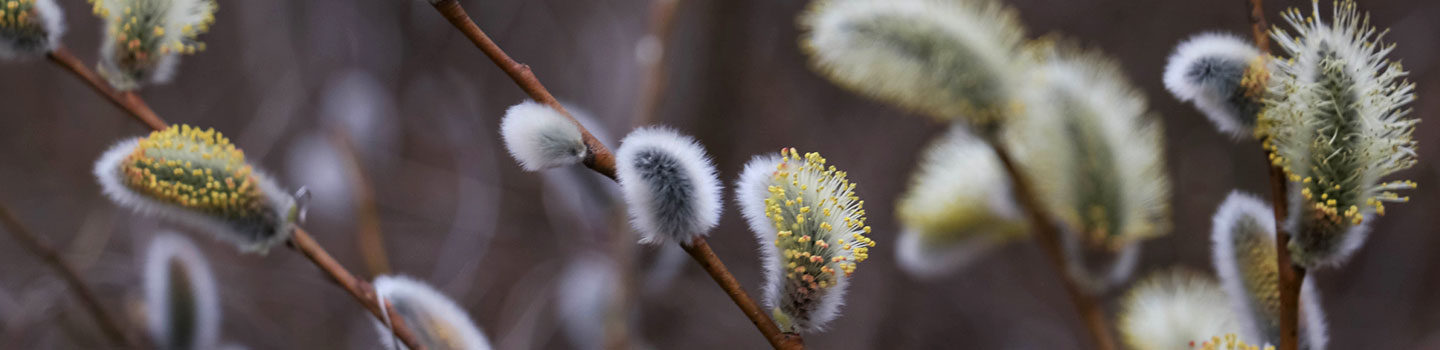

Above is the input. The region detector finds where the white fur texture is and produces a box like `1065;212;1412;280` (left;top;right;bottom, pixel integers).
144;232;220;350
614;127;721;246
94;0;215;89
894;126;1026;278
1007;46;1171;248
94;138;296;253
0;0;64;59
1210;191;1329;348
373;275;491;350
1162;33;1263;138
735;154;784;312
801;0;1026;122
500;101;587;171
1118;270;1242;350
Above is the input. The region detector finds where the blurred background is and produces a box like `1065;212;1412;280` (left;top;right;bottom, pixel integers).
2;0;1439;348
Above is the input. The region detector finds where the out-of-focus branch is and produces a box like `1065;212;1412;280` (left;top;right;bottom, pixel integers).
332;130;392;277
633;0;682;126
430;0;616;180
46;46;167;131
1240;2;1302;349
0;202;133;348
426;2;798;347
985;135;1117;350
59;52;429;350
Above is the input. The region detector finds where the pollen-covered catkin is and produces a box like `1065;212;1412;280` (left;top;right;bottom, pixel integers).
0;0;64;59
737;148;874;333
95;125;298;252
1262;0;1417;268
90;0;216;90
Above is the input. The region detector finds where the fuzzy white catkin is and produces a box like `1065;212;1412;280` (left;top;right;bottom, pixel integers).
94;127;298;253
1006;44;1171;249
614;127;721;246
1162;33;1264;138
1118;270;1243;350
1209;191;1329;348
500;101;588;172
144;232;221;350
0;0;65;60
373;275;491;350
893;125;1026;278
801;0;1027;123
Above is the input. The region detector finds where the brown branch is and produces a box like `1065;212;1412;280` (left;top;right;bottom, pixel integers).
427;2;798;348
45;46;168;131
51;49;428;350
682;238;800;350
0;202;133;347
1242;1;1302;349
986;136;1117;350
430;0;616;180
287;228;425;350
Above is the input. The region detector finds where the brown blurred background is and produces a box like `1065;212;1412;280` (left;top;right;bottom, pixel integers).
2;0;1439;349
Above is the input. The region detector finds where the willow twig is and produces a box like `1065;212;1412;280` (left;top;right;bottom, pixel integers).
0;201;133;348
427;1;795;348
985;135;1117;350
1240;1;1302;349
46;46;167;131
633;0;682;126
49;49;428;350
430;0;616;180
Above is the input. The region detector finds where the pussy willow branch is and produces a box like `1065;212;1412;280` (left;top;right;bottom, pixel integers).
429;0;615;180
46;46;167;131
0;202;134;348
1240;1;1303;349
46;48;428;350
427;1;798;349
984;134;1117;350
633;0;682;126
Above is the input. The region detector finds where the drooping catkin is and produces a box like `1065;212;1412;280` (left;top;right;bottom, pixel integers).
1162;33;1266;138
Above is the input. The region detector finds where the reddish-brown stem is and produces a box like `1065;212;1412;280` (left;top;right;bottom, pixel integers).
430;0;616;180
986;136;1117;350
429;2;796;348
45;46;168;131
0;202;134;348
332;130;393;277
288;228;425;350
50;51;428;349
681;238;800;350
1242;1;1301;349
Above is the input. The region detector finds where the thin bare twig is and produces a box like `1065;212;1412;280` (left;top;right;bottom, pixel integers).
430;0;616;180
986;135;1117;350
46;46;167;131
427;2;796;348
47;48;429;350
0;202;133;347
633;0;682;126
1240;1;1302;349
